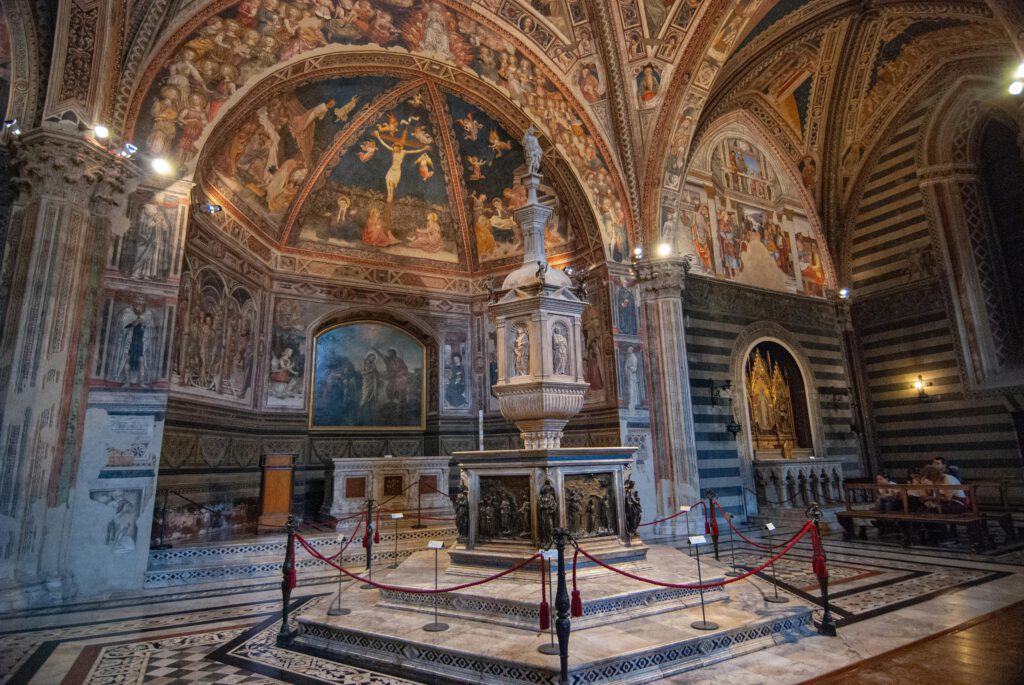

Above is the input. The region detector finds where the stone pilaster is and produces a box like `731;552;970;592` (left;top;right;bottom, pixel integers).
635;257;700;527
0;127;141;609
830;293;878;477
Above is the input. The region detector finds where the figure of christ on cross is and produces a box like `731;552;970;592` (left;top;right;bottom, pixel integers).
373;129;432;205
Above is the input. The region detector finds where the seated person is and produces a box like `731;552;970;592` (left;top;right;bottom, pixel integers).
875;473;901;513
922;465;967;514
906;470;926;512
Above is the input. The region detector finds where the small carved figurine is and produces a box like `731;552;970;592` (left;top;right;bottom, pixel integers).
624;479;642;537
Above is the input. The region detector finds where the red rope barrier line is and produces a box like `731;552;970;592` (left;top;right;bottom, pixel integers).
294;533;541;594
712;500;774;551
637;499;705;528
324;517;364;561
574;521;814;590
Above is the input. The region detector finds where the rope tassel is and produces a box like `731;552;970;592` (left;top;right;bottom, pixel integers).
810;526;829;579
374;506;381;544
570;549;583;617
539;559;550;630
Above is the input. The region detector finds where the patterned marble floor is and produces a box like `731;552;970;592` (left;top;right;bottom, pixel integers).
2;529;1023;685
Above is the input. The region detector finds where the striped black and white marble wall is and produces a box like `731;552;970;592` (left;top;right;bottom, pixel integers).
682;276;862;519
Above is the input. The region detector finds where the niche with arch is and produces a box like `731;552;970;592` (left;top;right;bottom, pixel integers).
744;341;813;459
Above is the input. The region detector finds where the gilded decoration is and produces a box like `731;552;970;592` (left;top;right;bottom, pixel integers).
746;349;796;455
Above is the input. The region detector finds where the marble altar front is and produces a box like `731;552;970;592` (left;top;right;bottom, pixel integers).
330;456;451;521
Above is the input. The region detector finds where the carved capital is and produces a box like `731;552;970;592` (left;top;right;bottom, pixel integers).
11;129;141;212
635;257;689;301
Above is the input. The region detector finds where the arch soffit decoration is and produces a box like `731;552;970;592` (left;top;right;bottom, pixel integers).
727;321;827;462
639;0;786;233
834;56;1008;282
119;0;635;250
685;109;837;289
1;0;44;126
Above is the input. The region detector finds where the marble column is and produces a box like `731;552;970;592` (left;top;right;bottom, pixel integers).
635;257;700;529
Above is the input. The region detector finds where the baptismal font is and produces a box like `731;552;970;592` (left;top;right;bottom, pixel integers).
447;127;646;571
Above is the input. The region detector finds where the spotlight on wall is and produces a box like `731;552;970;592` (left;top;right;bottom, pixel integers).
726;422;742;437
633;246;644;260
1010;81;1024;96
119;143;138;158
202;204;222;214
3;118;17;128
92;124;110;140
913;375;932;401
1015;63;1024;79
838;287;850;299
151;157;172;175
710;379;732;405
11;127;21;137
656;242;672;258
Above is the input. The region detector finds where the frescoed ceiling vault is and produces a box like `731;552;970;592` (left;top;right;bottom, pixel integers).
70;0;1016;285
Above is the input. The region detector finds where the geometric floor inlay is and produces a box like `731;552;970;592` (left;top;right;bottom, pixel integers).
2;530;1020;685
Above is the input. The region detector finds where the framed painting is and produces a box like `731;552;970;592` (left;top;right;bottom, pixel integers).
309;321;426;430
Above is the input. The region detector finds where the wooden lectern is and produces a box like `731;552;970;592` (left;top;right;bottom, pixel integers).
258;453;295;531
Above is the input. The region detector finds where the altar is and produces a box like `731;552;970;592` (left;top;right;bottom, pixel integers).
329;456;451;521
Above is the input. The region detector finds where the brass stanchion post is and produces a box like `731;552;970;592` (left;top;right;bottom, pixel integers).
553;529;571;685
808;503;838;636
277;515;297;645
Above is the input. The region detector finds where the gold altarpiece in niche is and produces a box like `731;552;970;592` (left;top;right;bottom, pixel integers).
746;350;797;456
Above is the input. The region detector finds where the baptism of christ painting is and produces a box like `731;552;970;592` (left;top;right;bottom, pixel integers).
310;322;425;430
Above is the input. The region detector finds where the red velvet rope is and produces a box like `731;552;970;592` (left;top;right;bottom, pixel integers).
574;521;813;590
325;518;363;562
294;533;541;594
637;499;706;528
712;501;774;550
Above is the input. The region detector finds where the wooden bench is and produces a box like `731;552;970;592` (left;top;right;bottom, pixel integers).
838;483;987;551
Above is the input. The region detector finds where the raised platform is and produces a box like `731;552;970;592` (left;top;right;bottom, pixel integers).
292;543;813;684
144;522;458;588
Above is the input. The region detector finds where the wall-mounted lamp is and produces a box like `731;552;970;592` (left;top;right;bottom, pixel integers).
913;375;932;401
838;287;850;299
710;379;732;405
726;422;741;437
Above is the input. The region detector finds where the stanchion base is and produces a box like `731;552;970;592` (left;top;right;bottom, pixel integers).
327;607;351;616
422;622;449;632
360;583;375;590
764;596;790;604
151;543;172;550
537;643;560;655
725;570;743;577
388;564;399;569
691;620;719;631
411;525;428;530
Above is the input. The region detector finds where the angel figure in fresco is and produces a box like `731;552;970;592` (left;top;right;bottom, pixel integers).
147;86;180;156
415;152;434;180
373;129;431;203
458;112;483;140
488;129;512;158
466;155;489;181
333;95;361;122
411;125;434;145
357;139;378;162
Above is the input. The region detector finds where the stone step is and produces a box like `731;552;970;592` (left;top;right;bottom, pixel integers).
147;525;458;568
143;526;458;588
